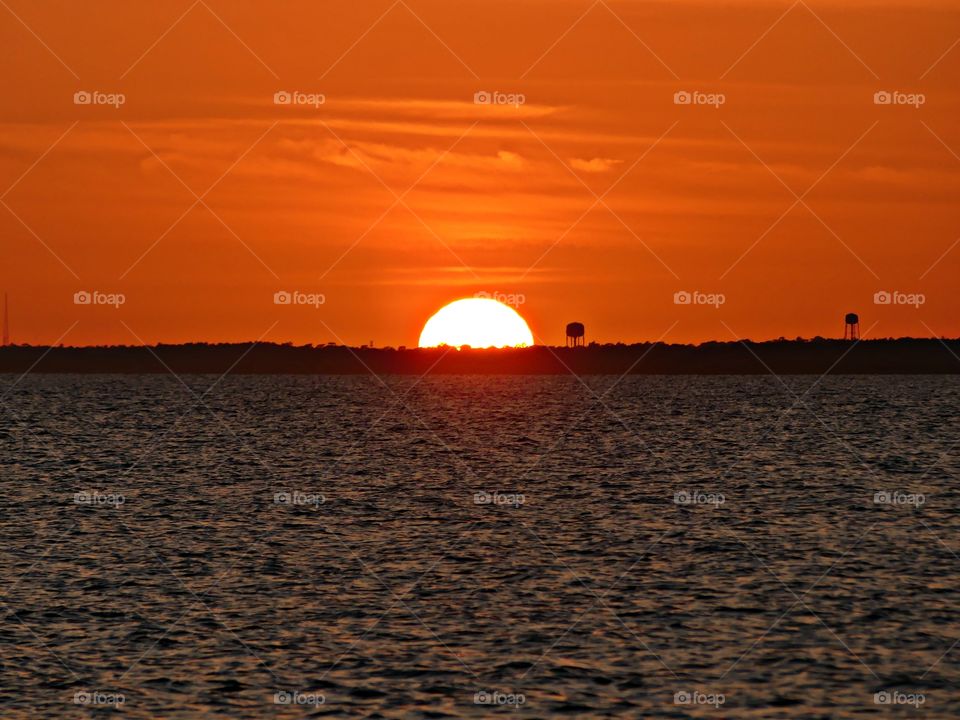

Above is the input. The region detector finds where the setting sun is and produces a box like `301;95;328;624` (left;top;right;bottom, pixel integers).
419;298;534;349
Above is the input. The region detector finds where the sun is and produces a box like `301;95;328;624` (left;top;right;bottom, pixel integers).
419;298;534;349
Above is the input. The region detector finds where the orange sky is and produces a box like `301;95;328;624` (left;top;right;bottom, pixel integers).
1;0;958;347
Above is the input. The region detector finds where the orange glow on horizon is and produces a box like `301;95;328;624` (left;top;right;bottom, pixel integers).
1;1;958;348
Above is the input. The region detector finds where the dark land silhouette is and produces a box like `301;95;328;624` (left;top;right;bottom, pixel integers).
0;338;958;374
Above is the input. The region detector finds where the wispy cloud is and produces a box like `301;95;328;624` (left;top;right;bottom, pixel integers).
569;157;623;173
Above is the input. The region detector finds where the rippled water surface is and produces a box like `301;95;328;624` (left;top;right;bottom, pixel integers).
1;374;959;718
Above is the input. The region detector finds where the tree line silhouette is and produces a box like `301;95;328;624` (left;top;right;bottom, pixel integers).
0;338;957;374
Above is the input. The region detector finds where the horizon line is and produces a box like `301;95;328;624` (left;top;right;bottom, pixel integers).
1;336;958;351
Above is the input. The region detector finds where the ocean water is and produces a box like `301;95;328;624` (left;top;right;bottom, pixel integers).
1;374;958;718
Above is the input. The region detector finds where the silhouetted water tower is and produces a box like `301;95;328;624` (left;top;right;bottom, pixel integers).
844;312;859;340
566;322;585;348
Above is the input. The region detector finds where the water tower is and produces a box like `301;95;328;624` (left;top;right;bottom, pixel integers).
844;312;859;340
566;322;585;348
